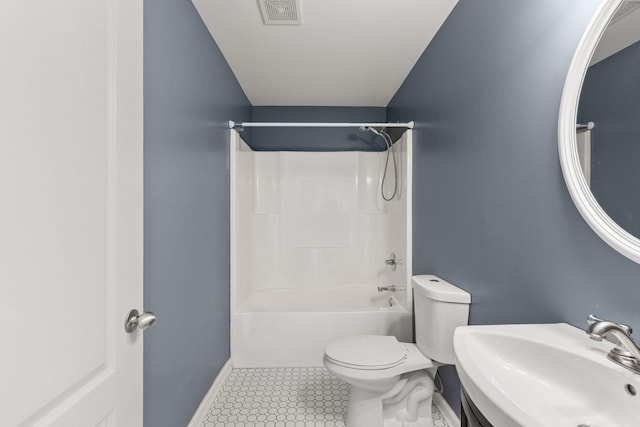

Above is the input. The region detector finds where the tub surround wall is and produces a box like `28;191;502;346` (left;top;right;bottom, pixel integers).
234;139;408;306
144;0;250;426
231;134;412;366
250;106;388;151
388;0;640;414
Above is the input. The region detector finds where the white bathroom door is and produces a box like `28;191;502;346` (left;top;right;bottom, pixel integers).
0;0;144;426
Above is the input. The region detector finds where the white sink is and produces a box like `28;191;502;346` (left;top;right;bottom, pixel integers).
453;323;640;427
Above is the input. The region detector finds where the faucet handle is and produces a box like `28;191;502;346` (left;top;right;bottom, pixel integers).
385;253;403;272
588;314;632;336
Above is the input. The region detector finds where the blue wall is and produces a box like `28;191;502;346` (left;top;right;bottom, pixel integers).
144;0;250;425
250;106;387;151
579;40;640;238
389;0;640;412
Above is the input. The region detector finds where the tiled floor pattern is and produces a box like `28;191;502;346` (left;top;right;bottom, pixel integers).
201;367;450;427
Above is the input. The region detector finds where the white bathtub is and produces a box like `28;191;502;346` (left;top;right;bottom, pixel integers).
231;288;413;367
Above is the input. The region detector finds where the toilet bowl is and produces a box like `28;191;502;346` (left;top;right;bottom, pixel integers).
323;275;471;427
324;336;437;427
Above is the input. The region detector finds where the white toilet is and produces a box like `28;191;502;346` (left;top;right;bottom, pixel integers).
323;275;471;427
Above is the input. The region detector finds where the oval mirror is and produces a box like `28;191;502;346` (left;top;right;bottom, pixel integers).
559;0;640;263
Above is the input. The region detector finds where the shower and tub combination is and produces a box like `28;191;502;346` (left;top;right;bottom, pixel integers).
229;121;414;368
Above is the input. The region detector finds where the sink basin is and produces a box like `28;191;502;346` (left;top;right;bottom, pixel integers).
454;323;640;427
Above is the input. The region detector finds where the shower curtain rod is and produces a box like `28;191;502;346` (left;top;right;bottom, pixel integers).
576;121;595;131
228;120;414;130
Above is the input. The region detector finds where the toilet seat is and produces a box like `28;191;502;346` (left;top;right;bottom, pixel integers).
324;335;407;370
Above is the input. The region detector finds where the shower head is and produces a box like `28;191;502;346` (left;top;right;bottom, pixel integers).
360;126;383;137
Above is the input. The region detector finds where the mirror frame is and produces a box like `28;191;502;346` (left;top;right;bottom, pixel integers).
558;0;640;264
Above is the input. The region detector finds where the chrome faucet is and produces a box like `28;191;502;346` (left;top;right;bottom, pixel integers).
587;314;640;375
385;253;403;272
377;285;405;292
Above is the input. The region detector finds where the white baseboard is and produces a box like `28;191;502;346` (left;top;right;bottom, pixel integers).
187;359;232;427
434;393;460;427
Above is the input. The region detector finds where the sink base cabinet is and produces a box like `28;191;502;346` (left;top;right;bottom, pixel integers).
461;386;493;427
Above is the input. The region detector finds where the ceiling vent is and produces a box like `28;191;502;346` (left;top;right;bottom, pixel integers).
257;0;302;25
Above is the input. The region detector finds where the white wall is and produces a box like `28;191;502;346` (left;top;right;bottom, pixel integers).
234;138;410;311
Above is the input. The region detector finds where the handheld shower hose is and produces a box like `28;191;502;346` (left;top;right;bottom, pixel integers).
361;127;398;201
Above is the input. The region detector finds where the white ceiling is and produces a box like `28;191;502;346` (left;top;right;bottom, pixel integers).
192;0;458;107
591;6;640;65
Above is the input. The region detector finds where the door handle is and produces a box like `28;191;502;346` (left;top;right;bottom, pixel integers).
125;309;157;333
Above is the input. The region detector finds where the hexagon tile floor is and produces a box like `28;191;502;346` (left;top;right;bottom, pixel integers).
200;367;451;427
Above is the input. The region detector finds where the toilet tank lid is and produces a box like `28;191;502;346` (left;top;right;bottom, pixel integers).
412;275;471;304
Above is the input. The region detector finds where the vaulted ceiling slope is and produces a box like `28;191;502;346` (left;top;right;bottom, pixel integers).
192;0;458;107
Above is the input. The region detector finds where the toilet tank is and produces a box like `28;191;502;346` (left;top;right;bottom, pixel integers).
412;275;471;365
